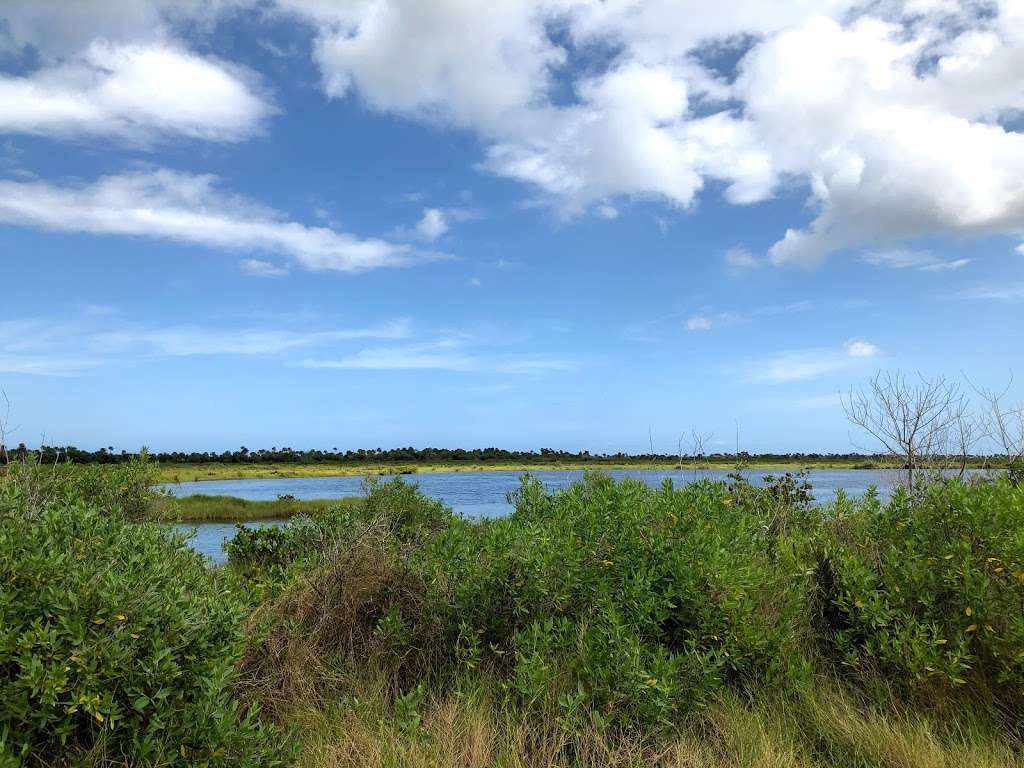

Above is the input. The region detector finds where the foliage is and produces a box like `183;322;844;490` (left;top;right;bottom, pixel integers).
815;477;1024;698
0;501;287;766
242;474;812;731
0;453;155;521
15;441;898;468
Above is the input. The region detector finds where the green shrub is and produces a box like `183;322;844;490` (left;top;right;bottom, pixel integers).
430;474;811;727
0;502;287;766
245;475;811;731
815;478;1024;697
0;455;155;521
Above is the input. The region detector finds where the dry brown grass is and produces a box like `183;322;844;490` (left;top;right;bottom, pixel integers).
277;674;1022;768
235;512;443;718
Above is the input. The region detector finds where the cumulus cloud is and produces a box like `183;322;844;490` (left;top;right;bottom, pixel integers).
0;169;438;272
0;1;272;143
844;339;879;358
0;0;248;59
279;0;1024;261
415;207;449;241
0;41;271;142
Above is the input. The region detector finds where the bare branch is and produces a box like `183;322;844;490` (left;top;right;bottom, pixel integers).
843;371;969;488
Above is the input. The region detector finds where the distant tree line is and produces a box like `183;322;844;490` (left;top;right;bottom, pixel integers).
1;443;910;466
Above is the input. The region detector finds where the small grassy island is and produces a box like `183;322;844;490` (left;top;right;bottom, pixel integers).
3;456;1024;766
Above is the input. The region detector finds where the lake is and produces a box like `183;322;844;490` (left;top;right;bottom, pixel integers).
164;467;913;564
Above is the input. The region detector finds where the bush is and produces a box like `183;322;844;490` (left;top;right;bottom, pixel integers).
432;474;810;728
0;454;155;521
815;478;1024;697
243;475;810;731
0;501;287;766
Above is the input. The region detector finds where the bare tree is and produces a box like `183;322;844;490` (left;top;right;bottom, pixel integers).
678;428;713;480
842;372;970;488
969;374;1024;484
0;388;14;465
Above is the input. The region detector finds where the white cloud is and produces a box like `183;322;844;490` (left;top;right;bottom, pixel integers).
686;316;714;331
1016;243;1024;255
0;319;98;375
0;169;438;272
724;245;761;274
596;204;619;220
300;338;574;374
957;282;1024;300
415;207;449;241
844;339;879;358
279;0;1024;262
0;314;414;375
240;259;289;277
749;338;879;383
94;320;411;356
0;41;271;142
277;0;566;131
0;0;247;59
861;249;972;271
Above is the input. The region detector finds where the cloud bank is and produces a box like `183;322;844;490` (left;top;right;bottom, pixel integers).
279;0;1024;263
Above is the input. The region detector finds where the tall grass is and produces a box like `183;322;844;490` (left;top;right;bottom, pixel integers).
148;493;363;521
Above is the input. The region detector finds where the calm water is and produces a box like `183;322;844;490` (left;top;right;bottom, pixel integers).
164;467;910;564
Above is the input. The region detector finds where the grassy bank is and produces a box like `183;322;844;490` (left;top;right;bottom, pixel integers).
153;458;903;483
4;459;1024;766
148;493;363;522
289;673;1021;768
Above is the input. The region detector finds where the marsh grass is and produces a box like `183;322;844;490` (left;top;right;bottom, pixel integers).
151;460;906;484
147;493;363;521
282;672;1022;768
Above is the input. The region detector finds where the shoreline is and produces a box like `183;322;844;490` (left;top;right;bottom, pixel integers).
152;460;919;484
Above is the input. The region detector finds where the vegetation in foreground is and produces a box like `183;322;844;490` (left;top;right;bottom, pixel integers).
2;455;1024;767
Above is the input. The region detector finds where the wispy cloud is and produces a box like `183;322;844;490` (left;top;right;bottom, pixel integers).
0;315;414;375
93;320;413;357
956;283;1024;301
0;170;443;273
630;300;812;342
861;249;971;272
724;246;761;275
746;339;880;384
757;393;843;412
300;338;574;375
240;258;289;278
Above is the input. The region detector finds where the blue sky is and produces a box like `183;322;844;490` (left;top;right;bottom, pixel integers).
1;1;1022;454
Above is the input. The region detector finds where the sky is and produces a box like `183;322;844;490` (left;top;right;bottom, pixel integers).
1;0;1023;455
